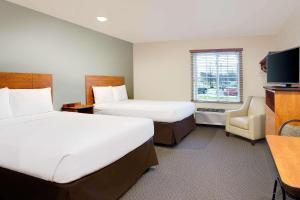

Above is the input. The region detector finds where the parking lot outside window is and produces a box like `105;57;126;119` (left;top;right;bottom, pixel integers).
190;48;243;103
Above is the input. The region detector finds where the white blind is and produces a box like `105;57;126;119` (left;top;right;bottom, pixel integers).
191;49;243;103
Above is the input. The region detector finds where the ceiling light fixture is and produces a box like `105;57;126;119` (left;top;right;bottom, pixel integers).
96;17;108;22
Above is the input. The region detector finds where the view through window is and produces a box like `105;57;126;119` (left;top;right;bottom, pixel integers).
191;49;243;102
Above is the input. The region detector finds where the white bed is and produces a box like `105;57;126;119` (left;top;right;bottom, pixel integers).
85;75;196;145
94;99;196;123
0;111;154;184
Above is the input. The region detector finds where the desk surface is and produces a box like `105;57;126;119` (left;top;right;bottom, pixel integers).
267;135;300;189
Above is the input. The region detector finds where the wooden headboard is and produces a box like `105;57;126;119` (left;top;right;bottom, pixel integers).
85;75;125;105
0;72;52;89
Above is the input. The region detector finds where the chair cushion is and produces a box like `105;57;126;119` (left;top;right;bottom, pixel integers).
230;116;249;130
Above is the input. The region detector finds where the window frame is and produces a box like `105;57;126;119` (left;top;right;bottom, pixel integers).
190;48;243;104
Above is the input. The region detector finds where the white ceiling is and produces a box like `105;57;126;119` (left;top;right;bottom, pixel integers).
6;0;300;43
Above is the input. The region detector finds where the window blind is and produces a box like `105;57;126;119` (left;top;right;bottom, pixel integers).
190;48;243;103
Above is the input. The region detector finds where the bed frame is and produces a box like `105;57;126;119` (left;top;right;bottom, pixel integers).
0;72;158;200
85;75;196;146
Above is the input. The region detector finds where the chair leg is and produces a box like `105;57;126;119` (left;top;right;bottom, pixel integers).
272;179;277;200
280;184;286;200
226;132;230;137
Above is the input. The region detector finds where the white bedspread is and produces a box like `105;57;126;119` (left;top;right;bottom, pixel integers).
0;111;154;183
94;100;196;123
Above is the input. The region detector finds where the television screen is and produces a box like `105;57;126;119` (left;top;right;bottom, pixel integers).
267;47;300;84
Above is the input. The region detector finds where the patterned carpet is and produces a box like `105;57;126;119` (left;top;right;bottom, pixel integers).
121;126;291;200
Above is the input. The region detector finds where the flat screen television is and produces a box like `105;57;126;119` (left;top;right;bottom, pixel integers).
267;47;300;87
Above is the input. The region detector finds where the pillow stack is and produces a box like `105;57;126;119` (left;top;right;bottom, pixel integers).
92;85;128;104
0;87;54;119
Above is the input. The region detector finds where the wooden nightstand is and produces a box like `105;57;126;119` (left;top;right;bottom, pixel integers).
61;102;94;114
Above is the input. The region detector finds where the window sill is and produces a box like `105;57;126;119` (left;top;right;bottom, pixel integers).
192;100;243;104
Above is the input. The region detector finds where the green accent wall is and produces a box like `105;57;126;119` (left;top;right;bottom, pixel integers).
0;1;133;109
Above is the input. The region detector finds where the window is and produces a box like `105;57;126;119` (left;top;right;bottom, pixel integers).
191;48;243;103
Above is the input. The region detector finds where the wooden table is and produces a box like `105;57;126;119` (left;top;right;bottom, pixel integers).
61;102;94;114
266;135;300;199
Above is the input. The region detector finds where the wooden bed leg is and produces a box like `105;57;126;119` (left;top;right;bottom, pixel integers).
251;140;255;146
226;132;230;137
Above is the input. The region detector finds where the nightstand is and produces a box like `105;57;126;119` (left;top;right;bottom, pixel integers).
61;102;94;114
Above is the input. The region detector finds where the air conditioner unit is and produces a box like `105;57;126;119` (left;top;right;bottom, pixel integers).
195;108;226;126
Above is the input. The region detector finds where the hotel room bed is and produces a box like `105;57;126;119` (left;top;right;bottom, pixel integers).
0;72;158;200
86;75;196;146
0;111;157;200
94;100;195;123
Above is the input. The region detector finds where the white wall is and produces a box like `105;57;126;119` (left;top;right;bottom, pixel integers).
276;10;300;49
134;36;276;109
0;1;133;109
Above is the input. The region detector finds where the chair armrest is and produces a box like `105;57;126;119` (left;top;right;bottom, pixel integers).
248;114;266;139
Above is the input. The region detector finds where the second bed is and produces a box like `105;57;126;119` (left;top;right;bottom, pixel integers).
86;75;196;145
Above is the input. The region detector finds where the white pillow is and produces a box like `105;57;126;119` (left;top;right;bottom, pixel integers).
10;88;54;116
92;86;115;104
0;88;12;119
112;85;128;101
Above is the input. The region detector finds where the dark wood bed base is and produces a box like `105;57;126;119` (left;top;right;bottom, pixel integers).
154;114;196;145
0;138;158;200
85;75;196;146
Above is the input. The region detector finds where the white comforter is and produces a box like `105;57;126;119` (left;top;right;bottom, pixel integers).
94;100;196;123
0;111;154;183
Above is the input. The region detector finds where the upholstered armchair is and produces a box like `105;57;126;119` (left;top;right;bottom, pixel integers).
225;96;265;145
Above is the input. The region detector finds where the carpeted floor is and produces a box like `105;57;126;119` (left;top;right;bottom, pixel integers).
121;126;292;200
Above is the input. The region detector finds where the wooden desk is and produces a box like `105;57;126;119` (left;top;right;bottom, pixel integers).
267;135;300;199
